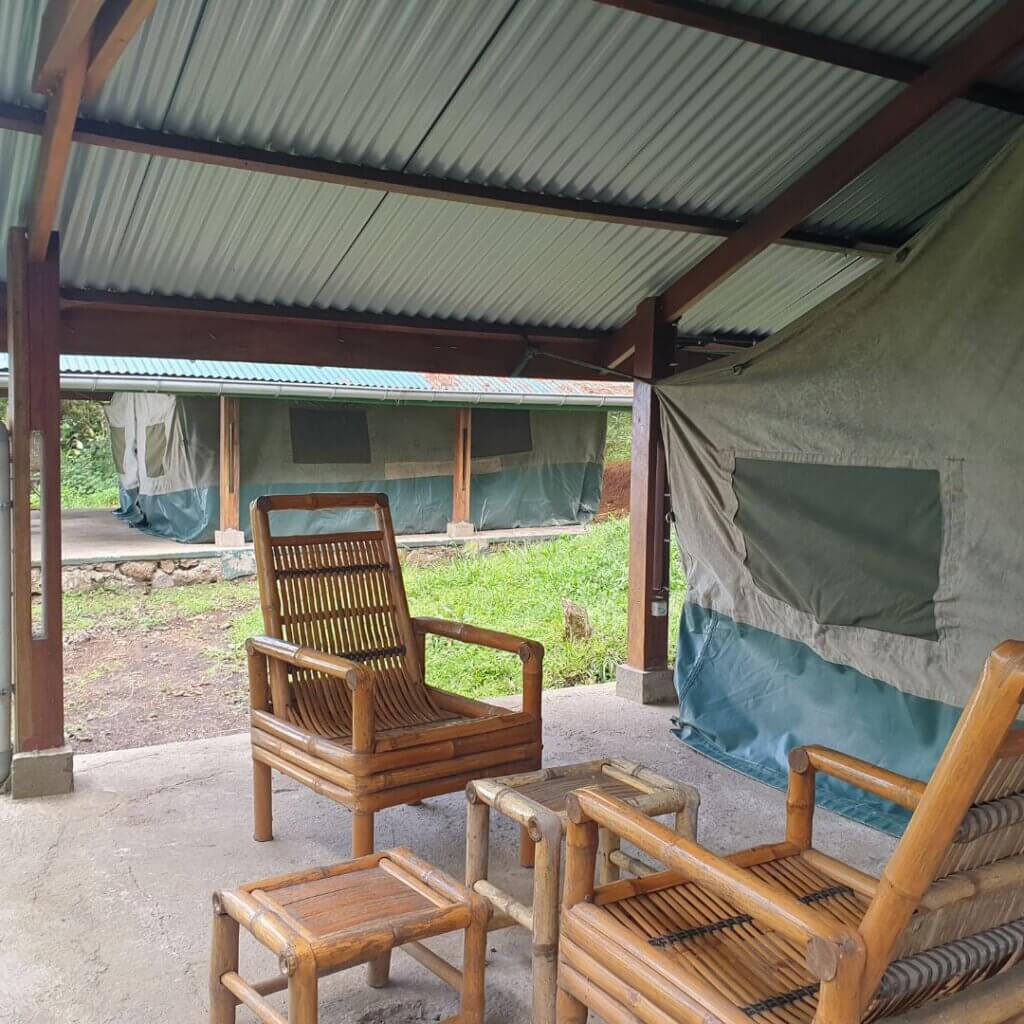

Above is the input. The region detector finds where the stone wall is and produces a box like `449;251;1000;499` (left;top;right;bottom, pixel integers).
33;554;257;595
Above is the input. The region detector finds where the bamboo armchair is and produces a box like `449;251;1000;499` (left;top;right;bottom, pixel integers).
558;640;1024;1024
246;493;543;864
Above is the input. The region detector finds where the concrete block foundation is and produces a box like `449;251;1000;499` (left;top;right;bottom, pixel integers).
10;743;74;798
616;663;677;704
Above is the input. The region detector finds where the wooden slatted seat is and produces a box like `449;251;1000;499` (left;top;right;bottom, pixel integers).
557;641;1024;1024
245;493;543;888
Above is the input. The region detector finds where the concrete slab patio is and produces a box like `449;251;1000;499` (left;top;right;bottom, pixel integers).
0;684;896;1024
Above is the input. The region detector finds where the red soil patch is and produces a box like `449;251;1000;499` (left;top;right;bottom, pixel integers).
598;460;630;519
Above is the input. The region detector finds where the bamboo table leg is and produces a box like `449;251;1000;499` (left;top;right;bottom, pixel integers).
531;814;563;1024
210;896;240;1024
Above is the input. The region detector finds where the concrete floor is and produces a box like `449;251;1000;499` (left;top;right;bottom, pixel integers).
33;508;586;565
0;684;896;1024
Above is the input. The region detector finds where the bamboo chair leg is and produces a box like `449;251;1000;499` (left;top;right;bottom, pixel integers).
458;912;488;1023
520;824;536;868
210;900;239;1024
596;827;620;885
253;760;273;843
353;810;392;989
288;960;318;1024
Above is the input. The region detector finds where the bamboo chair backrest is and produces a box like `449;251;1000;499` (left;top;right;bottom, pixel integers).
859;641;1024;985
251;493;439;737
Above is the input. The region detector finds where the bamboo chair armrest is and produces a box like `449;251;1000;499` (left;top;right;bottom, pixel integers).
794;746;926;810
245;635;371;688
412;617;542;658
412;617;544;720
570;788;860;959
245;636;376;751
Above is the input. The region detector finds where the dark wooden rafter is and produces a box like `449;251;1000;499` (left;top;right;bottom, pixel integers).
596;0;1024;117
0;104;902;259
83;0;156;101
28;0;153;262
28;35;89;261
0;289;610;380
32;0;104;94
605;0;1024;370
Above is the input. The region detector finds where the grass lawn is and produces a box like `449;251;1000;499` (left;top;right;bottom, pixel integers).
63;518;684;701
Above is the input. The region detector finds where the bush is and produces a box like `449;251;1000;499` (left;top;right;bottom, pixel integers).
604;410;632;462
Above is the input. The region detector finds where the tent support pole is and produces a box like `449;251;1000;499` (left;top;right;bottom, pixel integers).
616;299;676;705
7;227;72;796
447;407;474;539
215;396;244;547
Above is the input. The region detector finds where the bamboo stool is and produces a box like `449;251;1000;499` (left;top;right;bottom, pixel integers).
210;848;489;1024
465;758;700;1024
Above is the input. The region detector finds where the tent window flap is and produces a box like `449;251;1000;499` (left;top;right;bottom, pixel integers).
733;458;943;640
289;405;372;465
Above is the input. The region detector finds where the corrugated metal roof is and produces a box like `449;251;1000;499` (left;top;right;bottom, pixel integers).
0;0;1021;344
0;354;633;406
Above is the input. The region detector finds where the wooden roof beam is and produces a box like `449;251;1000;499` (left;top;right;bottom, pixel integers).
0;104;902;259
0;306;609;381
28;0;151;262
605;0;1024;370
83;0;156;101
597;0;1024;117
28;37;89;261
32;0;104;95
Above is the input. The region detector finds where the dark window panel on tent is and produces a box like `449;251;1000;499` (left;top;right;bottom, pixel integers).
472;409;533;458
109;425;126;474
145;422;167;477
288;404;372;465
733;458;942;641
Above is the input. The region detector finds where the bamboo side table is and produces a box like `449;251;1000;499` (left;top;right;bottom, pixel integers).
210;848;489;1024
465;758;700;1024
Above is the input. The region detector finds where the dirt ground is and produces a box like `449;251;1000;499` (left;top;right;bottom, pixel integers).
598;459;630;518
63;608;249;753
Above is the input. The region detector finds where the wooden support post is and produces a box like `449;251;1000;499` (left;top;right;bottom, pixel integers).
215;396;243;547
7;228;71;795
448;407;474;538
616;299;676;705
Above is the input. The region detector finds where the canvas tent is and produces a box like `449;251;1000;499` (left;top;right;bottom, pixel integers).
657;131;1024;835
105;392;610;542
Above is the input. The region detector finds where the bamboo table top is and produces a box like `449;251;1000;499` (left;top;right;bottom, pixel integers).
467;757;700;831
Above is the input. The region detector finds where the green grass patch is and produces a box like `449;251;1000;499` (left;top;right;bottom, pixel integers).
64;578;258;635
69;520;684;700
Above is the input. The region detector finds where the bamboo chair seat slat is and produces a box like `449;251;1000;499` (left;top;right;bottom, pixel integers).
594;854;1024;1022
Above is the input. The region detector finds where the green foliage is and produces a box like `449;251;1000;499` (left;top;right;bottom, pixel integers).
604;410;632;463
60;400;121;509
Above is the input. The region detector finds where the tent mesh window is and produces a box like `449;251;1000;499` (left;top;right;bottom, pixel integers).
109;425;127;474
733;458;943;640
472;409;533;458
144;422;167;477
288;404;372;465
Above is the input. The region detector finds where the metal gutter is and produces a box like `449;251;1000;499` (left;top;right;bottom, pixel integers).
0;372;633;409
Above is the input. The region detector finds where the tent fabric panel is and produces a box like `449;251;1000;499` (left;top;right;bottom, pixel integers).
733;458;943;640
656;129;1024;709
675;602;961;836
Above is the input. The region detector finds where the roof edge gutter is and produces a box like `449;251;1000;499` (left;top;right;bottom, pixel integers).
0;373;632;409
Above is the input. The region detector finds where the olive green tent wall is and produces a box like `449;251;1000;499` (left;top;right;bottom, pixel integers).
107;395;607;541
656;131;1024;834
